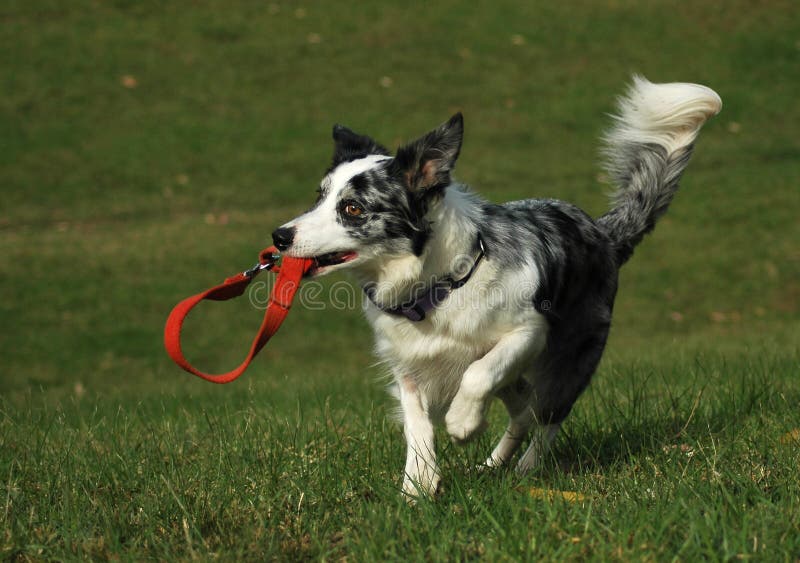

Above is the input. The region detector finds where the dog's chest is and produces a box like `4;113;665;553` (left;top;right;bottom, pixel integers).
377;317;490;372
374;320;489;414
366;297;524;413
363;257;544;413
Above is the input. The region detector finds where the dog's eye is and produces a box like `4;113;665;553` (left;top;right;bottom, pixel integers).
344;203;364;217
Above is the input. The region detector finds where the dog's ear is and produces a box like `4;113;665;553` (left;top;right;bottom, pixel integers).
331;125;390;168
390;113;464;192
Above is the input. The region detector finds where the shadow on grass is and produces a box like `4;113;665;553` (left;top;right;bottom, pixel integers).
548;358;799;475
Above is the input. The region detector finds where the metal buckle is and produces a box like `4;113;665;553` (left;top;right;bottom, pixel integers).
243;253;281;278
477;232;486;255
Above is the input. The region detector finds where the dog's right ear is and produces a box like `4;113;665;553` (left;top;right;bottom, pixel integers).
390;113;464;193
331;125;389;168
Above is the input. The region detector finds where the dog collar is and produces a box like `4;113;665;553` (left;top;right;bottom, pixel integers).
364;233;486;322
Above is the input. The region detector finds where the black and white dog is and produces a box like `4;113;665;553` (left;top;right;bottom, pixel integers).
271;77;721;498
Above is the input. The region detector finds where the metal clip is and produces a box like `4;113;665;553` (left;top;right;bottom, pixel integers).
243;253;280;278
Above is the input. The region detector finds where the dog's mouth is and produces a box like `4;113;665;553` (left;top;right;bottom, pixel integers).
305;251;358;276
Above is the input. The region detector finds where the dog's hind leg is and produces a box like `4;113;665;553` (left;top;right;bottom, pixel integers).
398;377;440;499
513;325;609;473
516;423;560;474
483;380;536;468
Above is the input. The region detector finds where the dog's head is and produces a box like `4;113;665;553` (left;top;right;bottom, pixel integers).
272;114;464;277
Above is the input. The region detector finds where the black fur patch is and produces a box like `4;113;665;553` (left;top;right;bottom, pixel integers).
329;125;390;171
328;166;432;256
388;113;464;192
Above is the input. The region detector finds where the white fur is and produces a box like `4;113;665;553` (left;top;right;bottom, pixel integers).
360;188;549;496
606;75;722;156
282;155;391;267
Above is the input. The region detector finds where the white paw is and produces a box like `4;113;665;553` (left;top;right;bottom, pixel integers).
402;472;440;501
478;455;507;471
445;394;488;443
473;460;500;473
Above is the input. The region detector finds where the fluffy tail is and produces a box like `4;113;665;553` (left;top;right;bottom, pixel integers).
597;76;721;265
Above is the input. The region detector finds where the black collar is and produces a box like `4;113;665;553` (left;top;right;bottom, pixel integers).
364;233;486;322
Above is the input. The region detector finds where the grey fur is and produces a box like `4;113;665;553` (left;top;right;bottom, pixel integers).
598;142;694;264
461;194;618;423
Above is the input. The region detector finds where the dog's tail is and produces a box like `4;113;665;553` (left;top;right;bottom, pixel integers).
597;76;721;265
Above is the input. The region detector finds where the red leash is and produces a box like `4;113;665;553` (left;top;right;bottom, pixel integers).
164;246;313;384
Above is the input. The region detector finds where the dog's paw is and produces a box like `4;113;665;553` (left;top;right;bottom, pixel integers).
402;473;440;502
477;454;508;472
445;395;488;444
473;460;502;474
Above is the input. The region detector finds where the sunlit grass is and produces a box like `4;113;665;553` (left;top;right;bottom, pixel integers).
1;0;798;559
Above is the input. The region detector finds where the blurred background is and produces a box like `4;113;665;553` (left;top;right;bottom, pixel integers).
2;0;797;400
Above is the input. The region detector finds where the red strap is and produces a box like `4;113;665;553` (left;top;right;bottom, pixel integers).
164;247;313;384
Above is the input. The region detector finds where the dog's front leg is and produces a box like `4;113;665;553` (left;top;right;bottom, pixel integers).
398;377;439;499
445;329;538;443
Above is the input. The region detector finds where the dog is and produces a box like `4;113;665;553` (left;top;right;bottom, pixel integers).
271;77;721;498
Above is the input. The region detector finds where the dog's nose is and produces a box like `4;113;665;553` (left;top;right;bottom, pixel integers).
271;226;295;251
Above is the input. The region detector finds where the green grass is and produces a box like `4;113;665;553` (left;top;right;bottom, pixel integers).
2;0;799;559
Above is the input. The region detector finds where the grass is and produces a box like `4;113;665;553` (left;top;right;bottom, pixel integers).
2;0;799;559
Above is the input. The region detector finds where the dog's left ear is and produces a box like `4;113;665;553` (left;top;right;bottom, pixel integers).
391;113;464;192
331;125;390;168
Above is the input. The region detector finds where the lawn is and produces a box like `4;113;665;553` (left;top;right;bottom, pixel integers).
1;1;799;560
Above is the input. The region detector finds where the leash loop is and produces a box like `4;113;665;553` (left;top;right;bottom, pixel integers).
164;246;313;384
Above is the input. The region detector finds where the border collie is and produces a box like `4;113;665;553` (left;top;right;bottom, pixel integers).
271;77;721;498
